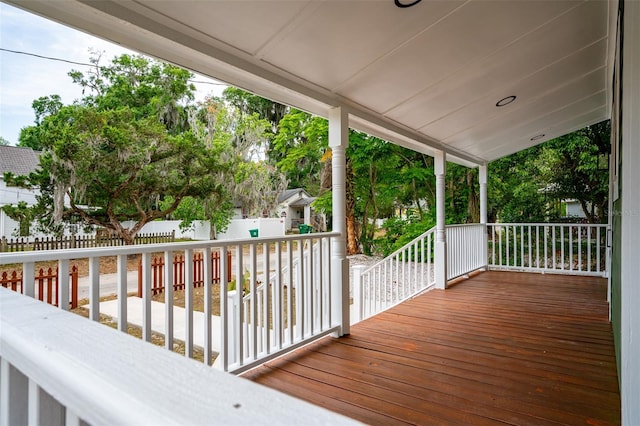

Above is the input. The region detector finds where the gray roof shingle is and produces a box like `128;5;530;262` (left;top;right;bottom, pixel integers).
0;146;41;177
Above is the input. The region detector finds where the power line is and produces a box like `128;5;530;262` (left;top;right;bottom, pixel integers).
1;47;94;67
0;47;227;86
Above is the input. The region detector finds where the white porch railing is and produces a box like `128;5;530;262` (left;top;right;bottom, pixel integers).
0;233;340;374
224;239;333;373
352;226;436;323
487;223;608;276
446;224;487;280
0;287;356;425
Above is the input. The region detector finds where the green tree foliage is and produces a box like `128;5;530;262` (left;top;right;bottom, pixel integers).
170;95;287;233
487;120;610;224
540;121;610;223
272;109;328;193
349;132;400;255
488;146;550;223
18;95;64;151
1;201;35;236
7;54;234;243
222;87;288;136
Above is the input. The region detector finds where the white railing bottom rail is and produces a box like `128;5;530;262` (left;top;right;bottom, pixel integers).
352;226;436;323
487;223;608;277
0;288;357;426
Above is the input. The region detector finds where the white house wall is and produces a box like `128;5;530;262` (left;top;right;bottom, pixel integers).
619;0;640;423
217;218;286;240
0;181;38;206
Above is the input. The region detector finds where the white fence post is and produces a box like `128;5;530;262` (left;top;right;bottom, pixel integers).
351;265;366;325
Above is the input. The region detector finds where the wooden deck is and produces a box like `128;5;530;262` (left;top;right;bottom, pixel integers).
242;271;620;425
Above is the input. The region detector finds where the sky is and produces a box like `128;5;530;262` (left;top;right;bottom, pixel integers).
0;3;226;146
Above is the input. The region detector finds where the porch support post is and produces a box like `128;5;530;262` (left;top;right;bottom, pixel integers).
434;150;447;289
329;106;350;335
479;165;488;224
479;164;488;269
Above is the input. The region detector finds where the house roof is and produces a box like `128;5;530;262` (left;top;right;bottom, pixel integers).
278;188;309;204
289;197;316;208
0;146;40;177
14;1;615;166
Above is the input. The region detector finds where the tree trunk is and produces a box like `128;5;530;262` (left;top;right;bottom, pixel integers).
346;159;360;255
467;169;480;223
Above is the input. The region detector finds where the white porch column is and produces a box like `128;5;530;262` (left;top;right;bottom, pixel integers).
329;106;350;335
479;164;488;269
434;151;447;289
304;204;311;226
479;165;488;224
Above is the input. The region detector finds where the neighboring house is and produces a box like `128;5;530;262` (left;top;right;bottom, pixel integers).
231;188;325;232
230;200;246;220
276;188;325;232
0;146;40;238
563;199;587;219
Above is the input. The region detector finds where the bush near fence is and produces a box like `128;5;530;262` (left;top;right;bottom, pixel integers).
0;231;175;253
0;266;79;308
138;251;233;297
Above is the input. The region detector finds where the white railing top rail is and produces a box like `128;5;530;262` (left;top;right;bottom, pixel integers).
0;232;340;265
446;223;486;228
0;287;356;425
361;226;436;275
488;222;608;227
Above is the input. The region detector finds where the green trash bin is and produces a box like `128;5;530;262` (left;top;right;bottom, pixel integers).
249;229;259;238
298;224;312;234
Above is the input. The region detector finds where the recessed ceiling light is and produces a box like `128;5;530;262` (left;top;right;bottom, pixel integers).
395;0;422;8
530;134;546;141
496;96;516;107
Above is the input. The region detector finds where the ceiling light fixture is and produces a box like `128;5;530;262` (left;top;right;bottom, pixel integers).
496;95;516;107
530;134;546;141
395;0;422;8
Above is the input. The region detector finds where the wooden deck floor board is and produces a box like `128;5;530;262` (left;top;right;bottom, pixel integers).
358;317;618;377
333;335;620;410
242;271;620;425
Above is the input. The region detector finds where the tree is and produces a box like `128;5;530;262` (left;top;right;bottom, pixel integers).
541;121;610;223
349;132;401;255
195;94;289;218
42;106;232;243
1;201;35;236
18;95;64;151
6;54;235;243
488;146;550;223
272;109;327;193
0;136;10;146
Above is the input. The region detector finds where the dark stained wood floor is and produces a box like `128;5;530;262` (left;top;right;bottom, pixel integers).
242;271;620;425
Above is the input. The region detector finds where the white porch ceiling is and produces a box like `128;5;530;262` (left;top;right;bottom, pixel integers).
8;0;617;167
